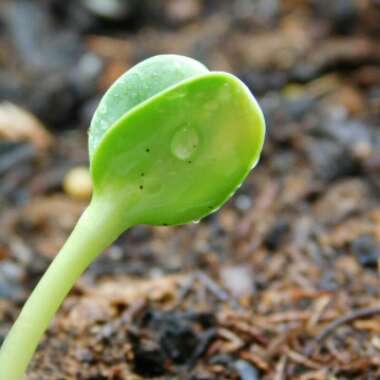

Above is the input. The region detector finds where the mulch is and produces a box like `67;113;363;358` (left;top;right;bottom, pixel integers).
0;0;380;379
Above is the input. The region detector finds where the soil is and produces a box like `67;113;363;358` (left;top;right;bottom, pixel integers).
0;1;380;379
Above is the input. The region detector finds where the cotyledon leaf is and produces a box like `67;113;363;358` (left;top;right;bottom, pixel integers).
90;59;265;227
89;54;208;157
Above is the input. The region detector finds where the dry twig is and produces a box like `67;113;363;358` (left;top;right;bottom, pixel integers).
304;305;380;356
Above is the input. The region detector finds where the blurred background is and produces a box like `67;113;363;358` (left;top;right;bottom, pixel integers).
0;1;380;379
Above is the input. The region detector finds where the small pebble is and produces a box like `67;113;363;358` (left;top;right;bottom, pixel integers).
0;260;24;281
234;359;260;380
351;235;380;269
235;195;252;211
220;265;254;299
81;0;133;20
75;347;94;363
308;140;356;183
63;166;92;200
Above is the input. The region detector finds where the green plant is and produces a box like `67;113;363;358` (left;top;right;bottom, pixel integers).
0;54;265;379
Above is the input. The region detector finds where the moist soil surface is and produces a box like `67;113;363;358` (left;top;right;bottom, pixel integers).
0;1;380;379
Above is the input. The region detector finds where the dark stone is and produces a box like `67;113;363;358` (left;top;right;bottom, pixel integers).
263;218;289;251
26;74;78;128
131;309;217;369
46;0;100;33
308;139;358;182
159;316;198;364
131;340;166;376
183;311;217;328
316;0;358;35
312;120;371;150
351;235;380;268
332;0;358;35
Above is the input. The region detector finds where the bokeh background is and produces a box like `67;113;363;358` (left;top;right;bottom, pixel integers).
0;1;380;379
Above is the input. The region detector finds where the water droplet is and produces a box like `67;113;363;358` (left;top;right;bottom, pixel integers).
171;126;199;160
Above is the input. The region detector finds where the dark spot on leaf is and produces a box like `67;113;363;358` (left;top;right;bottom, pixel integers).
146;148;150;153
139;185;144;190
141;173;145;177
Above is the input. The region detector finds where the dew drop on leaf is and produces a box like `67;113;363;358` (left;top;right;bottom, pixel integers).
171;125;199;160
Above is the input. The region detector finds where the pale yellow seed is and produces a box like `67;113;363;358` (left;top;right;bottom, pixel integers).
63;166;92;200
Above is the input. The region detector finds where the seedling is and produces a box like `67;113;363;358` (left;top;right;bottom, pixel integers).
0;55;265;379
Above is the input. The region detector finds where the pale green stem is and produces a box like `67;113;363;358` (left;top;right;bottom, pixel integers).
0;197;125;380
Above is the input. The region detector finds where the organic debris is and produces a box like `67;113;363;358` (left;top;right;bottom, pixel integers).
0;0;380;379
